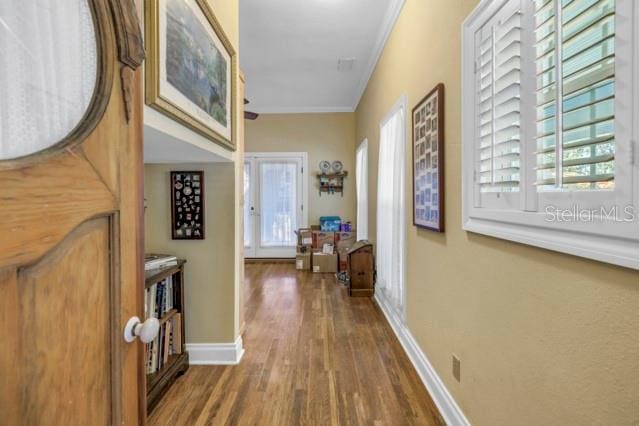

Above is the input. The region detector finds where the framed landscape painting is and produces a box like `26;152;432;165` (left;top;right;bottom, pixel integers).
146;0;237;150
412;84;445;232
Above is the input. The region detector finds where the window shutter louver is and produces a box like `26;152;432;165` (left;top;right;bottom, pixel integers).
463;0;637;269
475;1;522;193
535;0;616;190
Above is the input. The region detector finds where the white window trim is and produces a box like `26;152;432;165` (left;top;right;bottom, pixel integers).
356;138;369;241
462;0;639;270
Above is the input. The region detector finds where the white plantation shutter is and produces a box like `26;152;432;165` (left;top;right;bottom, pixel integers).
463;0;638;269
534;0;616;190
475;0;522;194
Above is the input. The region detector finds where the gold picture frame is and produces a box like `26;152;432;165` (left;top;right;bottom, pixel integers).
145;0;237;150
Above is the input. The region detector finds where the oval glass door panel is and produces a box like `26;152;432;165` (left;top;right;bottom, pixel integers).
0;1;97;160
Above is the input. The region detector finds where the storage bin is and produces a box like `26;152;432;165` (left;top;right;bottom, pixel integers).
320;216;341;232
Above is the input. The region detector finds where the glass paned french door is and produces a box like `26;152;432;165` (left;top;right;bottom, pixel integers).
244;153;305;258
260;162;298;247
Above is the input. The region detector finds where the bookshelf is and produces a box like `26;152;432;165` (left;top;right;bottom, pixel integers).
144;260;189;413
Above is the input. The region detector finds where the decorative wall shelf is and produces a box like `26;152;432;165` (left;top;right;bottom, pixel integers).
317;172;348;196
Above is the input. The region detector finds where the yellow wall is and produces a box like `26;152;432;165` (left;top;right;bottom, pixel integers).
245;113;357;225
209;0;238;48
144;164;236;343
355;0;639;424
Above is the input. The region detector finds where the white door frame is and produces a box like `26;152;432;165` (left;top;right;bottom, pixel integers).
244;152;309;258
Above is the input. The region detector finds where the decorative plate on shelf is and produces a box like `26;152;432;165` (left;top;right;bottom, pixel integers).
319;160;331;174
332;161;343;173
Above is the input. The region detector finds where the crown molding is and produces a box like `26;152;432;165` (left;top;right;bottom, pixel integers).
250;106;355;114
351;0;406;111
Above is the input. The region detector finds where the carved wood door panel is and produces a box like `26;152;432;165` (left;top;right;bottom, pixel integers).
0;0;146;424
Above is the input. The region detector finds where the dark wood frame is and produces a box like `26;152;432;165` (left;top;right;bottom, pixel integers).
170;171;205;240
412;83;445;232
145;260;189;413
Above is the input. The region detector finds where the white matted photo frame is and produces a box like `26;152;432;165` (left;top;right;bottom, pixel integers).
412;83;445;232
145;0;237;150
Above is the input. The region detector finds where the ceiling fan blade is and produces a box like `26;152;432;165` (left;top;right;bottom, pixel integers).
244;111;259;120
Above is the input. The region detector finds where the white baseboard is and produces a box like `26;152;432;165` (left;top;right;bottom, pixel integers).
186;335;245;365
374;292;470;426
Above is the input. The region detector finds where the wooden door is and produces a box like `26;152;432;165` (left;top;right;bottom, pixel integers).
0;0;146;424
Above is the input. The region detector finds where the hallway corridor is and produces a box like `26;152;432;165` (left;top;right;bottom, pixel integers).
149;264;443;425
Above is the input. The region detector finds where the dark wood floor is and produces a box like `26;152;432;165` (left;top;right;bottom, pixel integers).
149;264;443;425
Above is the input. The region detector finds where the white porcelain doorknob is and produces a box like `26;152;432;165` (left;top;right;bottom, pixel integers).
124;316;160;343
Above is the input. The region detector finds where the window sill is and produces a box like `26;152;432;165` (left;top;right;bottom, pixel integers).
463;215;639;270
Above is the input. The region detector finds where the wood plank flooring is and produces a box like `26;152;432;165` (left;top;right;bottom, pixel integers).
148;263;444;425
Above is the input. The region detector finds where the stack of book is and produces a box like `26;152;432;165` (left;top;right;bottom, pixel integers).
145;276;174;319
146;314;182;374
145;276;182;374
144;253;178;271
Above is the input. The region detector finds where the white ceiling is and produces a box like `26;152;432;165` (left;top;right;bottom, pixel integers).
239;0;405;113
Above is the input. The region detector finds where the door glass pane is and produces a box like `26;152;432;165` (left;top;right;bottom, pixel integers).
243;162;251;248
260;162;297;247
0;0;98;160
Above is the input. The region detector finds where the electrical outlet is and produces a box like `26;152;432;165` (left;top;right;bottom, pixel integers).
452;355;461;382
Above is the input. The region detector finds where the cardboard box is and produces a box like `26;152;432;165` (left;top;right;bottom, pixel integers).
321;243;335;254
312;251;338;273
312;231;335;249
335;231;356;250
296;252;311;270
338;248;349;272
297;228;313;247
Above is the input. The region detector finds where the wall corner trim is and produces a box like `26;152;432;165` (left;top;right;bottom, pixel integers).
375;293;470;426
250;106;355;114
186;335;245;365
